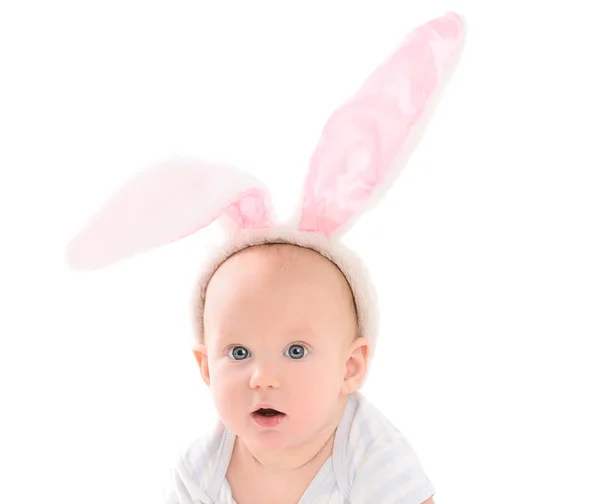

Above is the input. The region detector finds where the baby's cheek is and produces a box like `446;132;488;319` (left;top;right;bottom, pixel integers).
299;363;341;401
212;373;243;421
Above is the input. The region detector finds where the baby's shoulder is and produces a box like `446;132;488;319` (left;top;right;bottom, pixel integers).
162;424;227;504
180;423;225;473
339;394;436;503
343;392;416;460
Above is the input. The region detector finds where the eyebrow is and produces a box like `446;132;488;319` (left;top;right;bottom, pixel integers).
215;327;316;345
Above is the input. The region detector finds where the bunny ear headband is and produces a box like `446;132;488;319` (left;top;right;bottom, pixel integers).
65;12;466;364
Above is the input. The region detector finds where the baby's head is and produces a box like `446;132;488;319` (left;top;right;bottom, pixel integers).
192;242;369;450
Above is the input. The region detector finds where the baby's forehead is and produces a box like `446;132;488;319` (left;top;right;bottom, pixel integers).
203;243;358;339
212;322;323;345
209;243;347;291
240;242;324;266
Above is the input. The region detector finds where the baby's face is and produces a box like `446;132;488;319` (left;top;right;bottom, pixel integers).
195;244;367;452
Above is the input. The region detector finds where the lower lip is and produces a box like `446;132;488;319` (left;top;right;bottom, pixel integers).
251;412;286;428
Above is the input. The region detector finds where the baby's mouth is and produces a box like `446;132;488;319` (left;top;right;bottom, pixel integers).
253;408;285;417
251;408;286;427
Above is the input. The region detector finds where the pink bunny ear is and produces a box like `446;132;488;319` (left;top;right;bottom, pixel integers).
65;156;273;270
298;12;466;236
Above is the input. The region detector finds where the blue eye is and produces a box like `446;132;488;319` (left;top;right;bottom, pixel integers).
228;346;250;360
285;344;307;360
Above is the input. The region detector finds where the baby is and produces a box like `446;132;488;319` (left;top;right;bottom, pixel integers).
64;11;465;504
171;241;436;503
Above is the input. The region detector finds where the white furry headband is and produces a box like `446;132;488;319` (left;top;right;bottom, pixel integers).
65;12;466;364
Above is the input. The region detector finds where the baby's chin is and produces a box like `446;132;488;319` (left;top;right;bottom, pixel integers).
245;433;291;452
228;415;312;451
234;426;295;454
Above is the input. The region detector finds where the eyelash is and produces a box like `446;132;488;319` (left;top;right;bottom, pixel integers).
227;343;309;360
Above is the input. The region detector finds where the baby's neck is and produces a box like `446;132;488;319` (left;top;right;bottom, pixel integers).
236;424;336;474
226;420;338;504
227;432;335;504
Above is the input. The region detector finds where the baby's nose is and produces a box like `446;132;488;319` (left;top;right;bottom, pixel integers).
248;361;281;389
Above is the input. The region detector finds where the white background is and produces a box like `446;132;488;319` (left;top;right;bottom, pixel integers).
1;1;599;503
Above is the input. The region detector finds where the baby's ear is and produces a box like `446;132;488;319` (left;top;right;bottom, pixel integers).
192;344;211;387
342;337;370;394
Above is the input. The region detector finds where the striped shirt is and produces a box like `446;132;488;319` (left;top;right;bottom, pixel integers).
163;392;435;503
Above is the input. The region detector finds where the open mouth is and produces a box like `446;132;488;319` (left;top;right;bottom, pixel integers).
253;408;284;417
251;408;286;427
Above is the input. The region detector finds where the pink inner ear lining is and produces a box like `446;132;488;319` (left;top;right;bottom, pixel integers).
224;187;274;229
434;11;464;38
297;101;413;237
296;11;465;237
